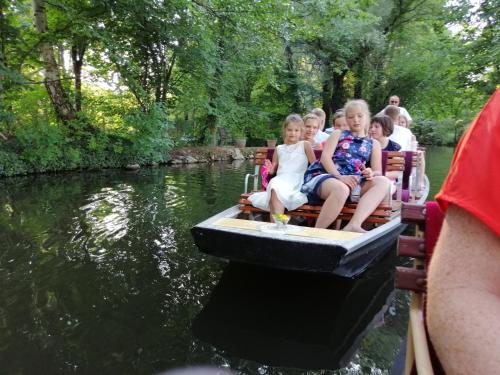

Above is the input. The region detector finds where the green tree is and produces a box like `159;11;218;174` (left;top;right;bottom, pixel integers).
32;0;76;122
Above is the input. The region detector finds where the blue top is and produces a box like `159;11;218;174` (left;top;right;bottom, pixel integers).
333;130;374;175
384;139;401;151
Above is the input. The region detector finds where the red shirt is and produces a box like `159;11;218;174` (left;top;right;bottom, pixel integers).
436;88;500;236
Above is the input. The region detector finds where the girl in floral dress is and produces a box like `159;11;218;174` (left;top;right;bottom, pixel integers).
301;100;391;232
249;114;316;220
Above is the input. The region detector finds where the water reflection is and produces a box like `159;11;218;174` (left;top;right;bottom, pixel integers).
231;159;245;168
80;184;134;243
193;249;399;373
0;166;243;374
0;150;452;374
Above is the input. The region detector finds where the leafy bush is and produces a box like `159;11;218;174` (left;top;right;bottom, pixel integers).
15;118;68;172
411;119;439;145
121;103;172;164
412;118;466;146
0;149;31;177
0;101;174;177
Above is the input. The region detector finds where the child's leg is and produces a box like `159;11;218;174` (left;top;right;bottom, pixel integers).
344;176;391;233
269;189;285;221
315;179;349;229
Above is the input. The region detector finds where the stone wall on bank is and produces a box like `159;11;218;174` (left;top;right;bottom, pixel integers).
167;146;259;165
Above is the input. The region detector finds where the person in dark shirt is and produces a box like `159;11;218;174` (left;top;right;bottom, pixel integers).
369;115;401;151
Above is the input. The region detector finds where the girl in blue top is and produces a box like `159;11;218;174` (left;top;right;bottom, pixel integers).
301;99;391;232
369;115;401;151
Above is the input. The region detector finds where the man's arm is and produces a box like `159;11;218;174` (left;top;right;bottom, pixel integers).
427;204;500;374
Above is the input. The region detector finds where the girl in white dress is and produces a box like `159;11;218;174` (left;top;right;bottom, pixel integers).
249;114;316;219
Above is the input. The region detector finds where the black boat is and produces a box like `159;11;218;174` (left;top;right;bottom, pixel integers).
191;177;428;278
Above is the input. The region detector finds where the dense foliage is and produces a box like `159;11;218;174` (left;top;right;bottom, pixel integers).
0;0;498;176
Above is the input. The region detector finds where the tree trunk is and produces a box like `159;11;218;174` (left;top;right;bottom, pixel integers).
161;51;176;103
321;79;332;124
57;43;65;72
71;43;85;112
0;3;5;116
0;2;14;135
354;73;363;99
32;0;76;122
0;6;4;96
331;70;347;113
205;37;225;146
320;62;332;125
284;44;302;113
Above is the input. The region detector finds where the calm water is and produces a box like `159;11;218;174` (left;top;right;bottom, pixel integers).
0;147;453;374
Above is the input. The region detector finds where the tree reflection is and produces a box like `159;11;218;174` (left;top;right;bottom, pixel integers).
0;164;255;373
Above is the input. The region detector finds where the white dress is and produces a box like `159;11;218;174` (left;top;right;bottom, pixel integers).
249;141;309;211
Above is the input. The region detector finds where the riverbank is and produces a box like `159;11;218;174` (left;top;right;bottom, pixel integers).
0;145;259;178
168;146;257;164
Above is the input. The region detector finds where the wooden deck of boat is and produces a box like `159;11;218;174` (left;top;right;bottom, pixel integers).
213;217;363;241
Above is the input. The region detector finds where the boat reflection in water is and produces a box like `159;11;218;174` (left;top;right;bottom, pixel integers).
192;247;399;371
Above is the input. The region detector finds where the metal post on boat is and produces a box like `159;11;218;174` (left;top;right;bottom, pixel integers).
253;165;259;191
410;142;419;201
396;175;403;202
244;164;261;193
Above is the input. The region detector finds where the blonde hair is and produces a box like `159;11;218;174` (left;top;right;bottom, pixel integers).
311;108;326;119
311;108;326;130
281;113;304;139
343;99;371;133
303;113;320;125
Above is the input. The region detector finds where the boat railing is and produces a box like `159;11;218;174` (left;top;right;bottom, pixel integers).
395;202;445;375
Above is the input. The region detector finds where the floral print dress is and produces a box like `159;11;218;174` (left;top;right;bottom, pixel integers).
333;131;373;174
301;130;373;203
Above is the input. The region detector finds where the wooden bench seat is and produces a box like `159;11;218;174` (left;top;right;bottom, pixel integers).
240;147;421;227
239;193;393;224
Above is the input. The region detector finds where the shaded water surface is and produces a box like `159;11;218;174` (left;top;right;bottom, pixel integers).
0;148;453;374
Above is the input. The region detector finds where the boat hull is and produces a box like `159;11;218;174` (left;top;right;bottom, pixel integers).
192;224;347;273
191;206;406;278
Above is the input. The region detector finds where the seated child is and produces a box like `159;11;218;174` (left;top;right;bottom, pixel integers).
369;115;401;151
326;110;349;134
334;110;349;131
302;113;323;150
311;108;330;143
370;115;402;194
249;114;316;219
384;105;414;151
301;100;391;232
398;114;409;129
